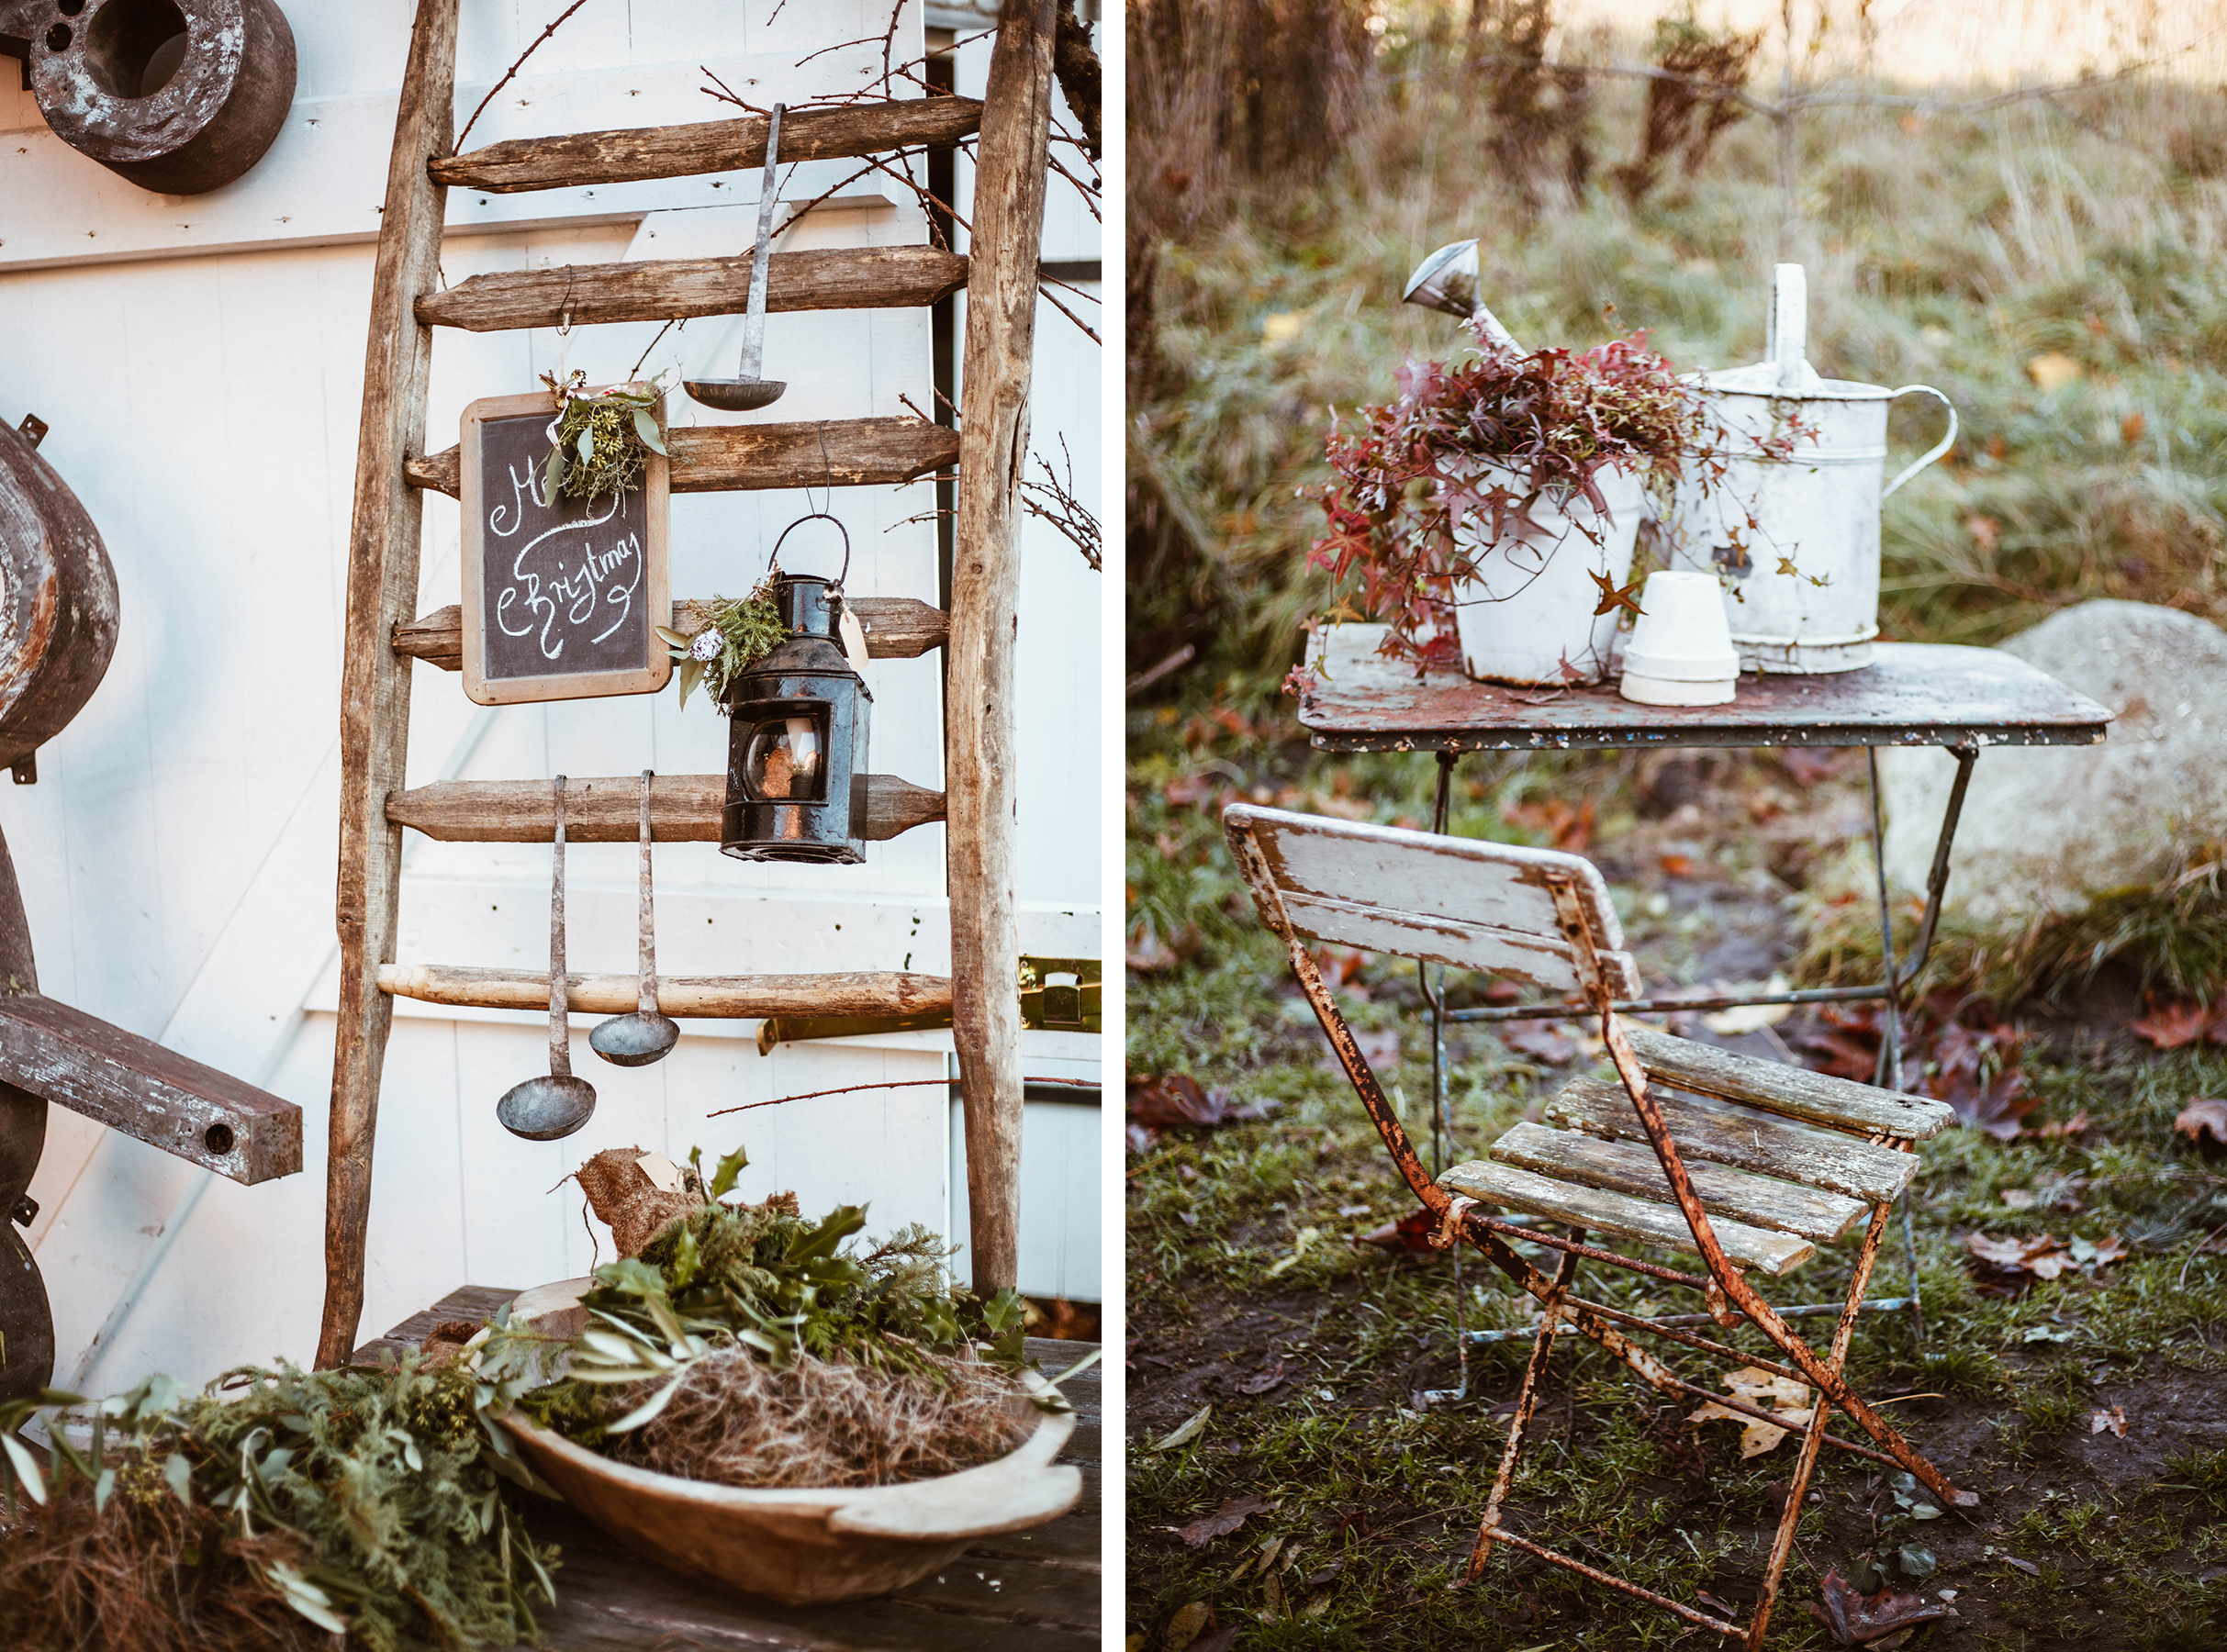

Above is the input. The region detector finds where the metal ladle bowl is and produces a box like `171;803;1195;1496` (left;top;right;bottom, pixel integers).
591;770;680;1067
498;776;598;1140
684;103;788;414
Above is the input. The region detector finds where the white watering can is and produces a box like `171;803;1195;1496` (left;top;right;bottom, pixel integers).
1665;264;1957;673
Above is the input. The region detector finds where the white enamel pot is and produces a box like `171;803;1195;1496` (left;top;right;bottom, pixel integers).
1448;462;1648;686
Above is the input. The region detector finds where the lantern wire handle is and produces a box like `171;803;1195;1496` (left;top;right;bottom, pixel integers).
770;511;851;592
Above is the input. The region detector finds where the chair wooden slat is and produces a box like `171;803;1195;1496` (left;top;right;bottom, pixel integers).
1542;1076;1919;1203
1225;804;1640;997
1439;1158;1815;1276
1490;1121;1867;1241
1623;1026;1956;1141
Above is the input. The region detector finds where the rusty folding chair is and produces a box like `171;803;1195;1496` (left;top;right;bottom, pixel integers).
1223;802;1973;1649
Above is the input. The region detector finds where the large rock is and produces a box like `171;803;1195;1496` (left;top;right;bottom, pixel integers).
1879;601;2226;924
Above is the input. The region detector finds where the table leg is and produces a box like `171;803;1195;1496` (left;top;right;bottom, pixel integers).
1420;749;1470;1404
1863;742;1978;1353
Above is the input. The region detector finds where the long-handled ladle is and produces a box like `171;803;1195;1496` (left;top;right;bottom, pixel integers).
498;776;599;1140
684;103;788;411
590;770;680;1066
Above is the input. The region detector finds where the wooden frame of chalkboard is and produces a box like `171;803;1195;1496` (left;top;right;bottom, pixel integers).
458;386;672;706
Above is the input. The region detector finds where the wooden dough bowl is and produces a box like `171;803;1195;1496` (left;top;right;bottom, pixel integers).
497;1278;1082;1606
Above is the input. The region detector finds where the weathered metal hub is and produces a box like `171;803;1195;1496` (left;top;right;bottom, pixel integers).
0;415;119;776
5;0;296;194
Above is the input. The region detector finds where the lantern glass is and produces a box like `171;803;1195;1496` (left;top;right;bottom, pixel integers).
740;710;829;802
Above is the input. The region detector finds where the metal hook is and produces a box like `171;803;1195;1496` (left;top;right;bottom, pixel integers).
770;511;852;590
557;262;576;335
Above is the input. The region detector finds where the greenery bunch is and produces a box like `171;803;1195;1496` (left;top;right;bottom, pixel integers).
536;370;667;503
655;583;786;710
482;1145;1048;1455
1308;320;1800;668
0;1356;556;1651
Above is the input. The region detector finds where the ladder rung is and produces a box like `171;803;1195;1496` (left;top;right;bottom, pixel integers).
430;98;985;195
378;964;952;1021
0;995;300;1185
386;773;946;843
393;596;947;670
416;246;966;332
407;416;955;497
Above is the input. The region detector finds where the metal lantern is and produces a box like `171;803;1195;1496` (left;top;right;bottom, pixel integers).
720;515;869;864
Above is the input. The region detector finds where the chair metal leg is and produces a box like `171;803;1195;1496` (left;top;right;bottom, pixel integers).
1744;1200;1896;1651
1467;1237;1578;1575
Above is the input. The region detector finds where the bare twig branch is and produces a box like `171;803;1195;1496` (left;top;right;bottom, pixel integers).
708;1075;1098;1117
1037;282;1102;345
1020;434;1101;570
456;0;597;151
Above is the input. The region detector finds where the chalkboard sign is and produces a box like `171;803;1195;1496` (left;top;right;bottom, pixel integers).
458;387;671;706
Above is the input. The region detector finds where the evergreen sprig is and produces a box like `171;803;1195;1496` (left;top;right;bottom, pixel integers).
656;583;786;710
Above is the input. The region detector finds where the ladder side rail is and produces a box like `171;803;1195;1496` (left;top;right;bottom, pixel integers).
319;0;461;1372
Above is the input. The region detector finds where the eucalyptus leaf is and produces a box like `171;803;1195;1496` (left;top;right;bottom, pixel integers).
1;1432;46;1504
163;1450;193;1506
677;656;705;710
631;406;669;456
606;1369;691;1434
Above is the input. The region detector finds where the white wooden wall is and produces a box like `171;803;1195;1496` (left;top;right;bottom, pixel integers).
0;0;1101;1396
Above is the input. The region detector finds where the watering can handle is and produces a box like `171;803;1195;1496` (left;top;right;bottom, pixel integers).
1881;385;1958;499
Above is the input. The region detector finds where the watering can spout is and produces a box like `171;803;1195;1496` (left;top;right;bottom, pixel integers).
1402;240;1522;352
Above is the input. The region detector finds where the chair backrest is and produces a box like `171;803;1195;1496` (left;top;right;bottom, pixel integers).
1224;803;1640;1000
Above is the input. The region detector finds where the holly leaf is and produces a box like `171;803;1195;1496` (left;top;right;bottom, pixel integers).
707;1144;749;1201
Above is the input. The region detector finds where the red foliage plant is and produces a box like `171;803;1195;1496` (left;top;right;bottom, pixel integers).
1302;319;1806;671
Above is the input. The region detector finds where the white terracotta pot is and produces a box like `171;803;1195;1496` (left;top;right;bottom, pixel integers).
498;1278;1081;1606
1448;462;1648;686
1619;569;1739;706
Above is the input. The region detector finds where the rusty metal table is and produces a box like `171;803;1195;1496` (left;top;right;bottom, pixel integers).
1293;627;2112;1384
356;1289;1102;1650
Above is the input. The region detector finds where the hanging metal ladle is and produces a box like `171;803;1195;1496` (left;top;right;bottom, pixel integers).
684;103;788;412
590;770;680;1066
498;776;599;1141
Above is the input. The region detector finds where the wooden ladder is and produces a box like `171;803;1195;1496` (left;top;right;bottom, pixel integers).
319;0;1058;1368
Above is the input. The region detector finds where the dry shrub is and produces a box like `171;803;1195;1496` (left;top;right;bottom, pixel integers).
0;1489;318;1652
1469;0;1597;208
1614;11;1763;206
604;1346;1035;1490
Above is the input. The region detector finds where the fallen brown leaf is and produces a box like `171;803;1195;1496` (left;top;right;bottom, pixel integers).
2133;999;2210;1050
1128;1075;1270;1134
1690;1367;1814;1457
1235;1359;1288;1395
1190;1628;1242;1652
2037;1110;2089;1138
1807;1567;1953;1646
2090;1405;2128;1438
2122;409;2148;443
1179;1494;1271;1548
1502;1022;1577;1065
1659;852;1697;877
1965;1231;2076;1279
1351;1210;1439;1254
1163;1600;1212;1649
2175;1098;2227;1150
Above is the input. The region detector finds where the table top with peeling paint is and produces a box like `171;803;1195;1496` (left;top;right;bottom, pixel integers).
1296;630;2114;753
